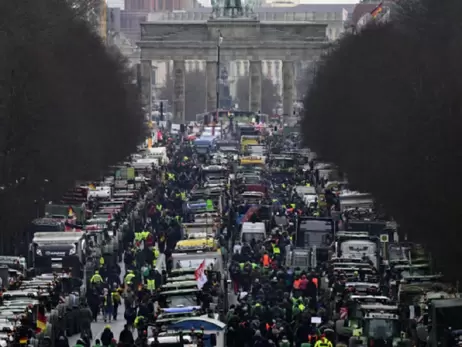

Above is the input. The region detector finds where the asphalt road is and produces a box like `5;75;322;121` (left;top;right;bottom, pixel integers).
68;253;237;346
68;307;127;346
69;262;126;346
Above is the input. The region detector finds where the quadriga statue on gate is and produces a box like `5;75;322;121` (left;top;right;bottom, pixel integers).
211;0;257;19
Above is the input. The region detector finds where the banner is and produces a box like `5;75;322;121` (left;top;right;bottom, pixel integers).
194;260;208;289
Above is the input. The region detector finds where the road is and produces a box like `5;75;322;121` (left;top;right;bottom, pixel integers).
68;307;127;346
68;257;237;346
69;262;126;346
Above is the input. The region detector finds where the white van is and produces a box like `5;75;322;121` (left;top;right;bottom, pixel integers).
146;146;169;164
240;222;266;244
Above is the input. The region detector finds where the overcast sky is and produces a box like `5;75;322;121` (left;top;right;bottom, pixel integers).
106;0;361;10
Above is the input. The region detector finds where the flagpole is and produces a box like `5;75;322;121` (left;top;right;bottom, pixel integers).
216;31;223;111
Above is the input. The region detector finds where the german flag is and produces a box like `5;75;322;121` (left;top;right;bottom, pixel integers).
36;305;47;333
19;337;28;344
371;2;383;18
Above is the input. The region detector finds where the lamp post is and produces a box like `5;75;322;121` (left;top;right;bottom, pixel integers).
216;31;223;110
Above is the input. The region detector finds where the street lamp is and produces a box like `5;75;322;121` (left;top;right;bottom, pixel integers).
216;30;223;110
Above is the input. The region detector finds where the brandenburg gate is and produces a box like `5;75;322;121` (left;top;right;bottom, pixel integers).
137;5;328;122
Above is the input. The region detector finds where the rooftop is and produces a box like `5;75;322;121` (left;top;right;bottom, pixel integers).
191;3;356;12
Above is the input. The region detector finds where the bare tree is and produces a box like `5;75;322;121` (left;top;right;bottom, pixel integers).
301;0;462;281
65;0;102;26
0;0;145;254
234;77;279;115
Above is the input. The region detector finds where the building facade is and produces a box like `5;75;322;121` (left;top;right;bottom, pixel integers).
143;4;353;100
120;0;201;40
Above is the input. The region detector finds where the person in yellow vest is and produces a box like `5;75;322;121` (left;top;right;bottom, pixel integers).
153;247;160;259
90;270;103;284
314;335;332;347
111;287;121;321
272;243;281;259
99;257;105;268
124;270;135;285
134;315;146;335
147;279;156;292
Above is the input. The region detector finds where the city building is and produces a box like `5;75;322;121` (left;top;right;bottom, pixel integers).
120;0;201;41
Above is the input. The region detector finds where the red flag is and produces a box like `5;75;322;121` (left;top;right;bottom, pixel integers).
194;260;207;289
371;2;383;18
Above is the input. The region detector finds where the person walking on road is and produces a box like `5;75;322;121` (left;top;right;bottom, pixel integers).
101;326;114;347
102;289;114;323
119;325;134;346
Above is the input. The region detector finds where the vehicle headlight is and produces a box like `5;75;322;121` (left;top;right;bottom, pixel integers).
36;249;42;256
69;246;76;255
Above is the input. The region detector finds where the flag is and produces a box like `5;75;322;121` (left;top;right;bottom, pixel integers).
36;305;47;333
19;337;28;344
378;7;391;23
371;2;383;18
194;260;208;289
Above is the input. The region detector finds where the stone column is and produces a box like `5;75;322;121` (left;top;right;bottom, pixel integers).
249;60;262;112
282;60;295;118
139;60;152;113
206;61;217;112
173;60;185;123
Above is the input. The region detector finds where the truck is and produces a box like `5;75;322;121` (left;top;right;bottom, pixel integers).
295;216;335;268
30;232;87;278
44;204;86;224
